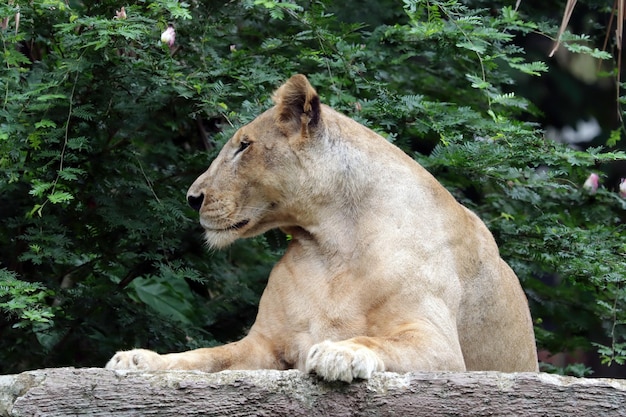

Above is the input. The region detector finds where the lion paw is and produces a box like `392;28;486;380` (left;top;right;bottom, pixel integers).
105;349;167;371
305;340;384;382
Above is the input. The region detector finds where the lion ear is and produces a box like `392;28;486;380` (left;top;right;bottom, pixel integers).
273;74;321;138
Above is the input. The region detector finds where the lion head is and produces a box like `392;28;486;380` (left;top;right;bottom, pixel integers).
186;75;328;248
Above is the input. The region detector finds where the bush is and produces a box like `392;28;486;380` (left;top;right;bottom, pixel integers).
1;0;625;374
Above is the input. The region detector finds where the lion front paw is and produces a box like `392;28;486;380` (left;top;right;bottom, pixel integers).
105;348;167;371
305;340;384;383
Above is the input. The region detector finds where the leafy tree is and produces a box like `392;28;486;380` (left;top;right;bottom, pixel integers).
1;0;624;376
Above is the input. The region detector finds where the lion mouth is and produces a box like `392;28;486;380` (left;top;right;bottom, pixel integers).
227;219;249;230
203;218;250;232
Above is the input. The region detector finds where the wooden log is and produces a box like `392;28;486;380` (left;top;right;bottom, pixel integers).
1;368;625;416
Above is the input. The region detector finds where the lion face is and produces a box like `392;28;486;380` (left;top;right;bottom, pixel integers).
186;110;290;248
187;76;321;248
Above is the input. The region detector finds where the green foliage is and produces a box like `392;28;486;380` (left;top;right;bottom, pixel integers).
539;361;593;378
1;0;625;375
557;32;614;60
0;270;56;326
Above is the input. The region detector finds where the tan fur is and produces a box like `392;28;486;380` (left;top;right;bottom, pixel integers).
106;75;538;381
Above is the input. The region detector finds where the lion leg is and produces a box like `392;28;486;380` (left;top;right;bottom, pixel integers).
105;331;281;372
305;323;465;382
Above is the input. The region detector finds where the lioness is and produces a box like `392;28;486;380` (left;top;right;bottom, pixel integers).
106;75;538;381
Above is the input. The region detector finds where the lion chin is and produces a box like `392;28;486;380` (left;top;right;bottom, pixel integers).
200;218;250;248
106;74;538;382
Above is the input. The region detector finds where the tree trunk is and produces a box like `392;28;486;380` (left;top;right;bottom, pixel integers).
1;368;625;416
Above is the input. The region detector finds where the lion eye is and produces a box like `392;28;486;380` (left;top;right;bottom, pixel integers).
235;140;250;155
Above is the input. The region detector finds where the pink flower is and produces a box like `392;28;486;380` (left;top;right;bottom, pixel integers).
619;178;626;198
160;25;176;48
583;173;599;194
114;7;127;20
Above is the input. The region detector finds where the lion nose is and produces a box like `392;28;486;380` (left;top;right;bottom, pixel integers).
187;193;204;212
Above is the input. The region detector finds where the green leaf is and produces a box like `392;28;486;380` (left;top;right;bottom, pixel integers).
29;181;54;198
607;129;622;147
130;275;198;325
36;94;67;102
35;119;57;129
508;61;548;76
456;40;485;54
466;74;491;90
48;191;74;204
58;167;86;181
563;42;612;60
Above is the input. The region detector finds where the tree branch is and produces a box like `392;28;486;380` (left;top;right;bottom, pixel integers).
1;368;626;416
